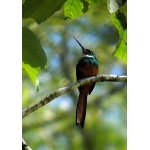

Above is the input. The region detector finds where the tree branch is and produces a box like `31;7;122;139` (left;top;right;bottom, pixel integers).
22;138;32;150
22;75;127;118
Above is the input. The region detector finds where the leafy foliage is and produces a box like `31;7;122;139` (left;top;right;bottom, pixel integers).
22;0;127;86
22;0;66;24
22;27;47;89
64;0;89;19
111;11;127;63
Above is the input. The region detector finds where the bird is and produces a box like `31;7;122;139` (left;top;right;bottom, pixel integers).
74;37;99;128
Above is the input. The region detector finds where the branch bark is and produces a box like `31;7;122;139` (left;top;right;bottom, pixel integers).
22;75;127;118
22;138;32;150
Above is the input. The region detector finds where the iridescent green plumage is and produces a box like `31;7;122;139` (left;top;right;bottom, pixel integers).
79;56;99;68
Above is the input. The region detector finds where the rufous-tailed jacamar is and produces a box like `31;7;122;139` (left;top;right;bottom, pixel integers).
74;37;99;128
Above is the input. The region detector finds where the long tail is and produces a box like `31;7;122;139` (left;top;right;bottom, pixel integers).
76;93;87;128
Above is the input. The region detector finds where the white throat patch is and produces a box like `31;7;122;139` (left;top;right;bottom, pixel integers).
82;54;94;58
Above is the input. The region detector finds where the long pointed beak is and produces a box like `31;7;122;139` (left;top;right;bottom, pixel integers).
73;37;86;53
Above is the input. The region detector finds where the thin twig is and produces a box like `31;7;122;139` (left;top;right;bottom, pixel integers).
22;75;127;118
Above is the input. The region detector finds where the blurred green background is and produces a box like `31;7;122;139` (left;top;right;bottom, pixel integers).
22;1;127;150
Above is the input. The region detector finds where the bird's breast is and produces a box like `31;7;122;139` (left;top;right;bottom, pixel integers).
78;62;99;78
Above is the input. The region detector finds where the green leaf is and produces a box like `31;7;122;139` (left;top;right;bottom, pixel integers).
111;11;127;64
64;0;88;19
22;27;47;89
111;11;127;36
22;0;66;24
22;62;40;91
113;29;127;63
82;1;89;13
